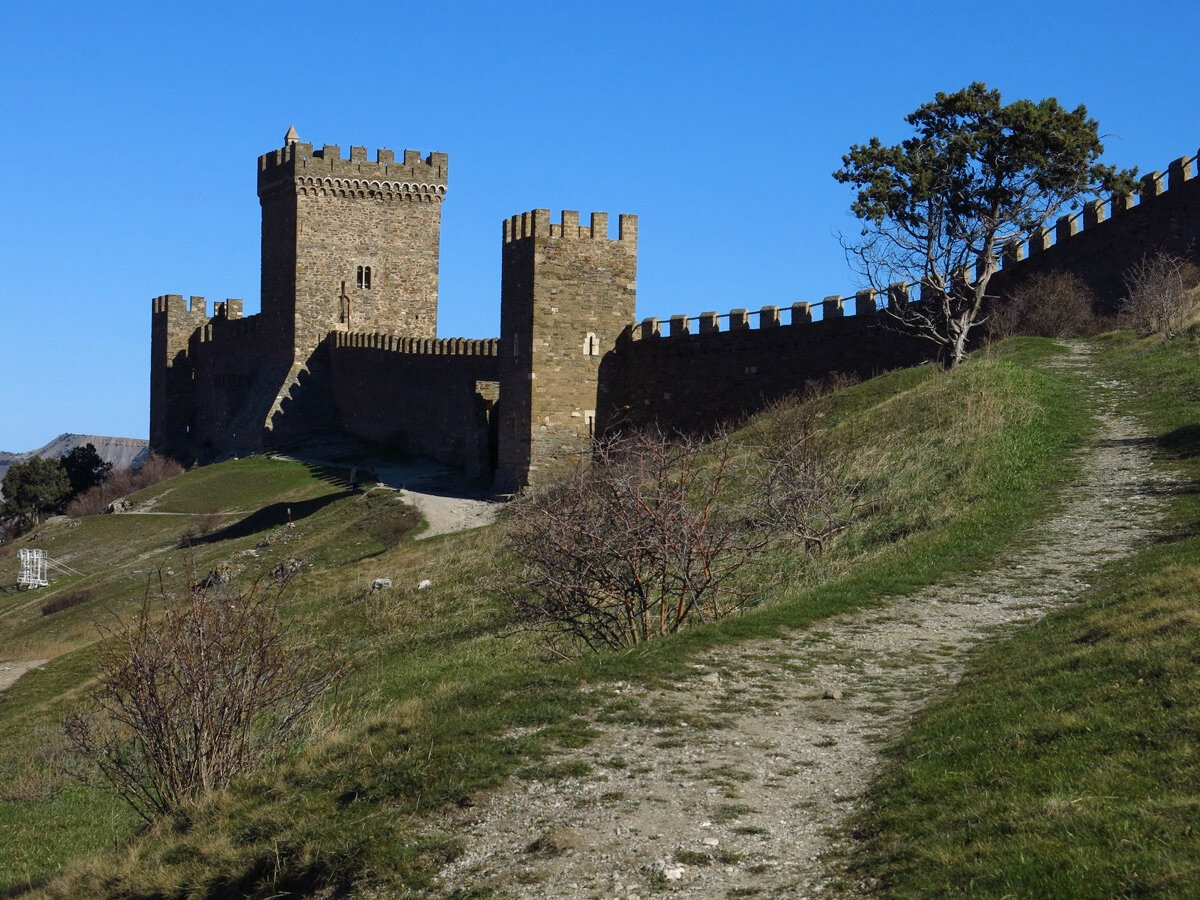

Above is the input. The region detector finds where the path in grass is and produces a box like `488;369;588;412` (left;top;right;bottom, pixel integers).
0;659;47;693
429;343;1169;899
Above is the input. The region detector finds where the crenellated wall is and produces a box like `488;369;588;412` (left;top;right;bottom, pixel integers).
187;313;294;454
329;331;503;478
151;132;1200;493
595;147;1200;439
597;296;929;435
989;150;1200;308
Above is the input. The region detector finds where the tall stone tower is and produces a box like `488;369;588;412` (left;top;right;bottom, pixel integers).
256;127;448;362
495;209;638;492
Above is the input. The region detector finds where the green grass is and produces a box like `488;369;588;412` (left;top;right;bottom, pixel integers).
848;329;1200;897
0;338;1098;897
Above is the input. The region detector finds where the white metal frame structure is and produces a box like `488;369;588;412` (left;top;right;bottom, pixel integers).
17;549;49;589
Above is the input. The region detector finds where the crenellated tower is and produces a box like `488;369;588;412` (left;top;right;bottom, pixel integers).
495;209;638;492
150;295;243;457
257;128;448;361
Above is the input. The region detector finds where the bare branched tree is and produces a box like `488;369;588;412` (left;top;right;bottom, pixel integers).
834;83;1135;367
502;430;769;654
63;568;342;822
1120;249;1199;338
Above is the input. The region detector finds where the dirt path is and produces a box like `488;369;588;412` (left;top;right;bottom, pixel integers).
429;344;1168;898
365;460;499;540
0;659;47;693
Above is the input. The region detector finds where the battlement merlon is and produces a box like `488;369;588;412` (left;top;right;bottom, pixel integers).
151;294;212;318
503;209;638;244
151;294;245;319
257;140;448;195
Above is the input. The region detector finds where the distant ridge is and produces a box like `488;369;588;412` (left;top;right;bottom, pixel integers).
0;434;150;482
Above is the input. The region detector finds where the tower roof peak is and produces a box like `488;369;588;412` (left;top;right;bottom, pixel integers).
284;125;299;146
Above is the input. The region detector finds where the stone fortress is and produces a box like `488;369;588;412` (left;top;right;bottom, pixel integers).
151;129;1200;491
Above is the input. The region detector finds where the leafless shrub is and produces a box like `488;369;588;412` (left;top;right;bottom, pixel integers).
990;271;1100;340
742;398;859;555
364;496;423;548
1120;249;1200;337
179;507;224;547
66;453;184;518
41;588;96;616
502;430;769;655
62;568;342;822
804;370;861;400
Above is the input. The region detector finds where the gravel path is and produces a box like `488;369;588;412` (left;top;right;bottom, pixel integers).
368;460;500;540
429;344;1168;898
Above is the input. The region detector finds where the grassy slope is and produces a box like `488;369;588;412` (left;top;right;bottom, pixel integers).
0;339;1094;897
0;459;402;892
851;330;1200;897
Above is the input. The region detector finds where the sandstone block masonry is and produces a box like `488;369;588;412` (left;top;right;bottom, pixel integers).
150;128;638;489
495;210;638;492
150;132;1200;491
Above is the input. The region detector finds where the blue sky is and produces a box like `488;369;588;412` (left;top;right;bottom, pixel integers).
1;0;1196;451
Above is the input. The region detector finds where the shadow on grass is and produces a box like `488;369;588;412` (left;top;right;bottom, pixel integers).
191;489;356;545
1158;423;1200;459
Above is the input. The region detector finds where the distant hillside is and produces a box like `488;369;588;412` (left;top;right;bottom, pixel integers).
0;434;149;482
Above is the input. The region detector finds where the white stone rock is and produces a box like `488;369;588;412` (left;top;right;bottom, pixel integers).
643;859;685;881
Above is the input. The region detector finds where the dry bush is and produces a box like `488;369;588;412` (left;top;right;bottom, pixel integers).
804;370;861;399
137;453;185;484
990;271;1099;340
41;588;96;616
503;430;769;654
178;507;224;548
363;495;423;548
66;453;184;518
742;398;859;555
62;568;343;822
1120;249;1200;337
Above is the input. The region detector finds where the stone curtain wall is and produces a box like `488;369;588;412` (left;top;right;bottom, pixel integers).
598;303;929;435
188;313;293;455
496;210;638;492
989;151;1200;309
152;135;1200;488
258;142;447;359
598;147;1200;439
329;333;503;479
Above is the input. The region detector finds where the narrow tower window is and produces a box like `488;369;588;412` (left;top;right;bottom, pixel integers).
356;265;372;289
584;332;599;356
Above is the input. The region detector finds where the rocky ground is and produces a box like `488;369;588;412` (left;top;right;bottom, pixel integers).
427;345;1169;898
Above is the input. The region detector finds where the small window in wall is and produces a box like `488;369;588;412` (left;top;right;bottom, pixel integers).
356;265;372;289
584;332;599;356
585;410;596;438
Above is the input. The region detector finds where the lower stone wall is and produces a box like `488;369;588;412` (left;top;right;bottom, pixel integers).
597;312;931;435
189;316;291;455
328;345;504;479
